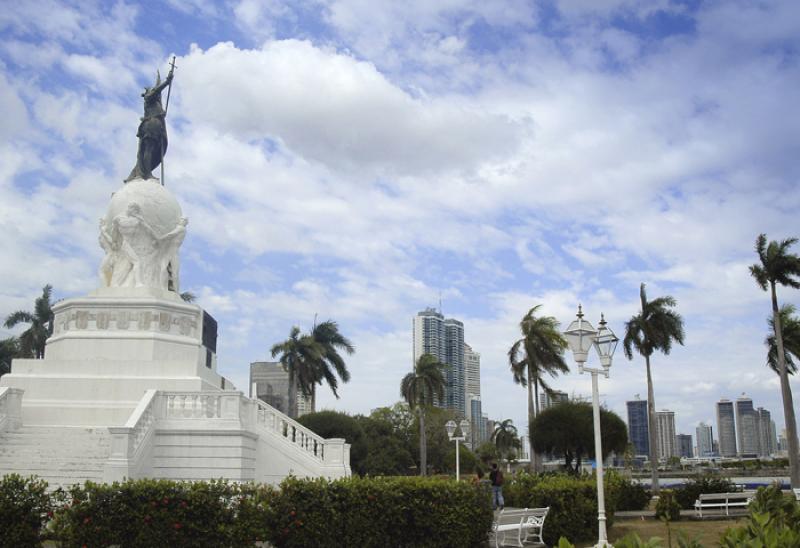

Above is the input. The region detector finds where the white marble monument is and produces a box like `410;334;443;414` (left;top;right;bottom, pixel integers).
0;68;350;486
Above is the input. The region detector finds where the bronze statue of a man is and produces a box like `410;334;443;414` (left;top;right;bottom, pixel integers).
125;64;174;182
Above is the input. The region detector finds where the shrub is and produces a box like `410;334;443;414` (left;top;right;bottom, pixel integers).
0;474;53;548
266;476;493;547
672;475;736;509
51;478;276;547
504;472;611;545
605;472;650;511
654;490;681;522
720;487;800;548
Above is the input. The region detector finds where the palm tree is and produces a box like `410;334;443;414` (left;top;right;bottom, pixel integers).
491;418;521;469
270;326;325;419
508;305;569;472
4;284;54;359
623;283;685;495
750;234;800;488
0;337;20;377
309;320;354;409
766;304;800;376
180;291;196;303
401;353;446;476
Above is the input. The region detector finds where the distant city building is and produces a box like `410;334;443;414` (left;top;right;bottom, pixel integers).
541;390;569;411
413;308;466;415
249;361;313;417
468;395;484;449
736;394;758;457
626;398;650;457
755;408;775;456
677;434;693;458
696;422;714;457
482;413;491;444
656;410;678;460
716;399;737;457
464;343;481;400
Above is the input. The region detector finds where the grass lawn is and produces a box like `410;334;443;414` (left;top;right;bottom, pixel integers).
608;518;743;547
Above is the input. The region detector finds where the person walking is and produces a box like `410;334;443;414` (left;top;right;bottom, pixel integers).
489;462;504;510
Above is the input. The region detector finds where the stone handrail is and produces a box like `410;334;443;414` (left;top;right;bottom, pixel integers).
0;387;24;433
253;398;327;462
104;389;160;482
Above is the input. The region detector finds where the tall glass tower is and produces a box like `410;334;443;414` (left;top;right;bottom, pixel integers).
412;308;466;415
626;398;649;457
716;399;737;457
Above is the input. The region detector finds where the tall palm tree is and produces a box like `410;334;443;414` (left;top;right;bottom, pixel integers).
309;320;354;409
766;304;800;376
401;353;446;476
508;305;568;471
491;418;521;469
270;326;325;419
750;234;800;488
623;283;685;495
4;284;54;359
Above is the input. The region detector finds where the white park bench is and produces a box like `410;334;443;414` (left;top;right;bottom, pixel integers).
694;492;753;518
794;488;800;501
492;507;549;547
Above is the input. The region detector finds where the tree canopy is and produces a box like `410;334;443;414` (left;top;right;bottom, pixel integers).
531;401;628;474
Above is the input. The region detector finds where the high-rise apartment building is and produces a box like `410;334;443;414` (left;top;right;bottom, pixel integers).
736;394;758;457
541;390;569;411
716;399;737;457
468;395;484;449
464;343;481;400
249;361;313;417
696;422;714;457
755;408;775;456
676;434;693;458
413;308;466;414
656;410;678;460
626;398;649;457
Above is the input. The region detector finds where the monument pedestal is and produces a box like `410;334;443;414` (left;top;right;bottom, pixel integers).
2;295;223;426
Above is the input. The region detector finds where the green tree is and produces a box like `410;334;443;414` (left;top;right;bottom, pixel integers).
491;419;521;467
296;410;367;473
0;337;21;377
531;401;628;474
355;414;415;476
475;441;499;466
400;353;446;476
270;326;324;418
4;285;55;359
750;233;800;488
623;283;685;494
179;291;196;303
766;304;800;376
508;305;569;471
308;320;354;409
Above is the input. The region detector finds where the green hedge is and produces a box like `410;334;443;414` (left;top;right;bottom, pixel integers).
268;476;493;547
2;474;492;548
605;472;650;511
504;473;614;545
0;474;53;548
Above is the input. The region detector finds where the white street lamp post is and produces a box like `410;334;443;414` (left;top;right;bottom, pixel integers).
445;419;471;480
564;305;618;548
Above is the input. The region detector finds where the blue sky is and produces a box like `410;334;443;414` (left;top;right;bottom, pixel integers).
2;0;800;445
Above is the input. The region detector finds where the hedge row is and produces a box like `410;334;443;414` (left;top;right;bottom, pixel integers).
0;474;493;548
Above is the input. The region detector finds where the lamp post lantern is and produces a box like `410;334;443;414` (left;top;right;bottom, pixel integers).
445;419;470;480
564;306;618;548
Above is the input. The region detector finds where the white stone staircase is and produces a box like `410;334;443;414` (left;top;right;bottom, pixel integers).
0;426;111;487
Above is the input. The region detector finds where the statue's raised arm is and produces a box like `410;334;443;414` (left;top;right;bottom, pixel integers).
124;59;176;183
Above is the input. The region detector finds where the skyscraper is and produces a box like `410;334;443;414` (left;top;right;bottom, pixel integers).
468;395;484;449
676;434;693;458
464;343;481;400
413;308;466;414
755;408;775;456
249;361;313;417
716;399;737;457
626;398;649;457
736;394;758;457
696;422;714;457
656;410;677;460
541;390;569;410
